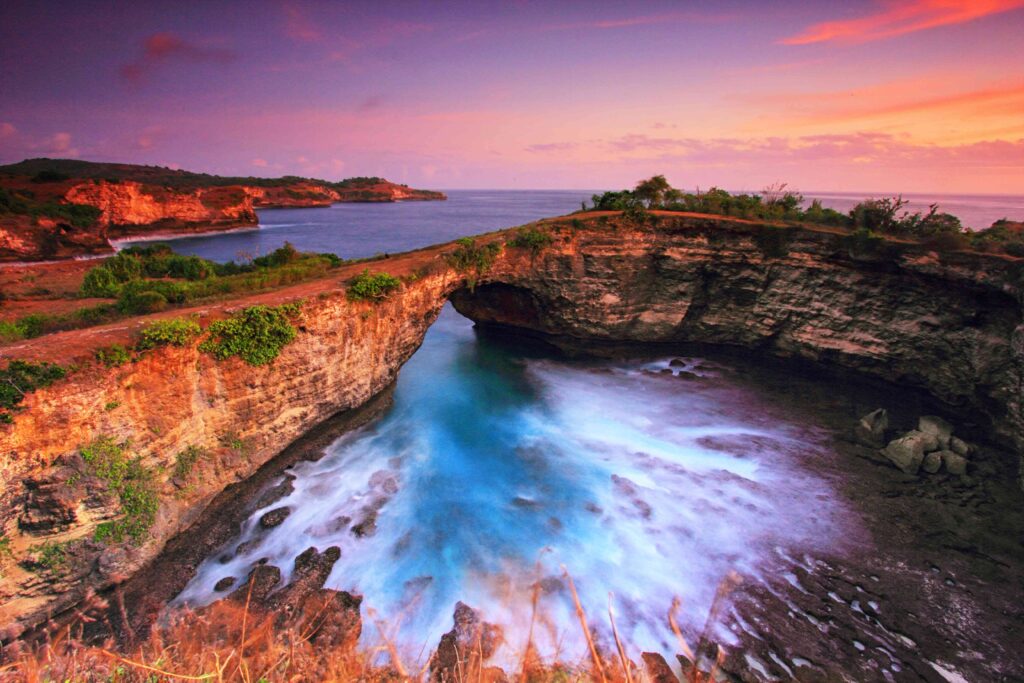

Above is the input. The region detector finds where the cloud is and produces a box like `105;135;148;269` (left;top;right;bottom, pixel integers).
283;3;322;42
38;132;80;158
251;158;269;167
526;132;1024;170
356;95;385;113
781;0;1024;45
543;10;734;32
0;122;15;139
121;32;236;83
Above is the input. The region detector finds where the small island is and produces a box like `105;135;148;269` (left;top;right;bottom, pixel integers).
0;159;446;262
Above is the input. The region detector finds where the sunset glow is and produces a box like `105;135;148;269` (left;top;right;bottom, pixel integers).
1;0;1022;192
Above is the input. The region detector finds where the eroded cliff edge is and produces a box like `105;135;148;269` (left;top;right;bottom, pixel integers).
0;212;1022;642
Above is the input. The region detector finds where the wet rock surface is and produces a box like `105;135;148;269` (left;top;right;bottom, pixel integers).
430;602;504;683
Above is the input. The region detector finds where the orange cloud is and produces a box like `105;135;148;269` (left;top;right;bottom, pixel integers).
781;0;1024;45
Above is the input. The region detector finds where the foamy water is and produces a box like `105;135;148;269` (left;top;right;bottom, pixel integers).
176;306;853;666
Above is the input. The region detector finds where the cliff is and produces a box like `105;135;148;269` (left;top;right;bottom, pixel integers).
0;159;446;261
0;212;1022;642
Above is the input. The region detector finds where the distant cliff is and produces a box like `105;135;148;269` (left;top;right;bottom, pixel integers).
0;159;446;261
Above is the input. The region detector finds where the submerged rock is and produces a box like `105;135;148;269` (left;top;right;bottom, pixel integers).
854;408;889;447
259;506;291;529
213;576;236;592
922;452;943;474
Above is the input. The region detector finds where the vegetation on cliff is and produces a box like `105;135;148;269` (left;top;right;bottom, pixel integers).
346;269;402;302
588;176;1024;255
80;437;159;544
199;303;302;366
0;359;67;423
0;185;101;228
508;225;554;255
446;237;502;288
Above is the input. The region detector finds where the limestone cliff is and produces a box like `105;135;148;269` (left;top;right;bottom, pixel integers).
65;181;257;235
1;212;1022;642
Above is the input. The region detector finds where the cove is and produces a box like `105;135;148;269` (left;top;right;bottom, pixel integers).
176;304;854;665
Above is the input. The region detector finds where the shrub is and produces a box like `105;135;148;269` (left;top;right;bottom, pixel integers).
508;226;553;255
137;317;201;349
96;344;131;367
119;288;168;315
0;360;67;423
252;242;299;268
346;269;401;302
80;437;158;545
173;445;206;479
199;303;301;366
81;266;122;298
446;238;501;278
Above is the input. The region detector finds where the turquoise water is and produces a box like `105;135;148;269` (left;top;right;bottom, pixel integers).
177;306;851;664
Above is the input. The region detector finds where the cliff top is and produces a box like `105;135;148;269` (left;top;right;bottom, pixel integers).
0;158;435;195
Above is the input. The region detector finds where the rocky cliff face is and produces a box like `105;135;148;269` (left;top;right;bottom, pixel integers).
0;266;460;641
65;181;257;235
1;213;1022;641
457;213;1024;457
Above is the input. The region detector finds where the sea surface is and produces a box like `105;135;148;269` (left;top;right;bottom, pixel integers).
177;306;853;665
119;189;1024;263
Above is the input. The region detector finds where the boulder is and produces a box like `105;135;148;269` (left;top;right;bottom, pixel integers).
918;416;953;449
881;431;931;474
854;408;889;447
950;436;971;457
922;452;942;474
941;451;968;475
429;602;504;683
669;358;687;367
642;652;679;683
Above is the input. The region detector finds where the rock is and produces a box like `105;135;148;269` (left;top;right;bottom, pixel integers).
228;564;282;604
918;416;953;449
854;408;889;447
259;506;291;529
676;371;700;380
950;436;971;456
922;452;942;474
881;432;930;474
669;358;686;367
642;652;679;683
941;451;968;475
213;576;236;592
430;602;504;683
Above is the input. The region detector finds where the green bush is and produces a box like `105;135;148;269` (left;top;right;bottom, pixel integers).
346;269;401;302
96;344;131;367
80;437;158;545
446;238;501;285
508;226;553;255
29;540;70;575
199;303;301;366
119;288;168;315
0;360;67;423
137;317;201;349
81;266;122;297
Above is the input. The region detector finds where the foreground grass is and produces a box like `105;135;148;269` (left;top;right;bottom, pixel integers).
0;571;736;683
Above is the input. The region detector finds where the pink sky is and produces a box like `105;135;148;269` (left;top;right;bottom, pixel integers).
0;0;1022;193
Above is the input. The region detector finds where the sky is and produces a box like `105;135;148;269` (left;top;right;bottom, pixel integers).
1;0;1022;193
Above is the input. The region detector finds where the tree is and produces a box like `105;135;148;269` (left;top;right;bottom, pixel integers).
633;175;671;208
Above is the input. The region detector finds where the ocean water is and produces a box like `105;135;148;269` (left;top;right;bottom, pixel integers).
176;306;853;665
117;189;1024;264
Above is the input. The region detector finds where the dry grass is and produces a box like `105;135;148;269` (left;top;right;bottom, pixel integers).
0;570;739;683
